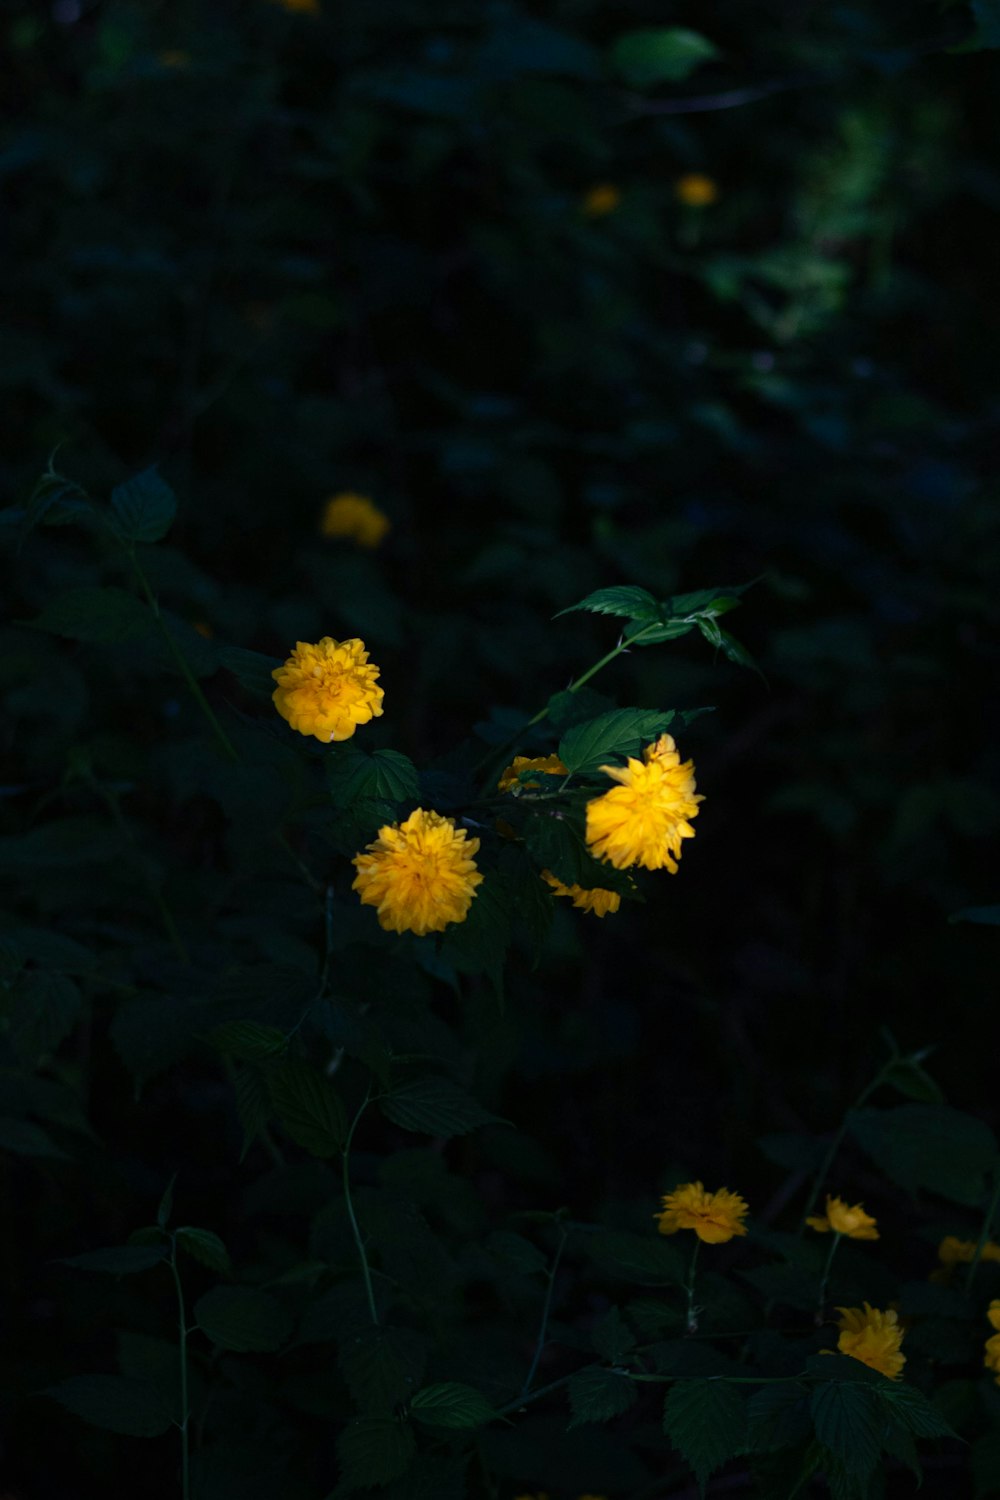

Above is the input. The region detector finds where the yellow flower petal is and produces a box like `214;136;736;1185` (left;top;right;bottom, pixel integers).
497;754;567;793
655;1180;749;1244
352;808;482;936
675;173;719;207
835;1304;906;1380
585;734;703;872
541;869;621;917
806;1196;879;1241
319;492;391;548
272;636;384;743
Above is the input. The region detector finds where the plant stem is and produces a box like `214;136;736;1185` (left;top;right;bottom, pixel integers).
520;1223;568;1398
342;1091;379;1326
800;1062;891;1230
684;1238;701;1332
967;1171;1000;1290
169;1238;191;1500
816;1232;842;1323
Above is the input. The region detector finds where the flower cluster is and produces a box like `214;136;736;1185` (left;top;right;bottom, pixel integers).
655;1180;749;1244
806;1195;879;1240
585;734;703;873
272;636;384;743
836;1303;906;1380
319;492;390;548
352;809;482;936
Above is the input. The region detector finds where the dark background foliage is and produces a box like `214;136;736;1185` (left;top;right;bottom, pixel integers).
2;1;999;1496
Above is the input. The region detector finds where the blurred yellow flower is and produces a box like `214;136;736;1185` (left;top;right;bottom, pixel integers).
582;183;621;218
938;1235;1000;1265
272;636;384;743
655;1181;749;1244
585;734;702;872
192;619;213;639
271;0;321;13
985;1303;1000;1384
158;50;191;69
320;492;391;548
806;1196;879;1241
835;1304;905;1380
497;754;567;793
675;173;719;208
352;809;482;936
541;870;621;918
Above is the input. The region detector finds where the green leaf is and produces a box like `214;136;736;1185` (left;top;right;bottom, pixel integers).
410;1381;498;1428
9;969;81;1063
556;586;661;621
582;1229;686;1286
156;1173;175;1229
567;1366;637;1427
0;1116;67;1158
27;586;154;643
379;1076;502;1138
558;708;675;774
883;1056;944;1104
662;1378;748;1493
877;1380;957;1439
809;1378;882;1485
338;1418;416;1490
328;747;420;808
218;644;284;698
747;1381;812;1453
46;1374;173;1437
612;28;719;88
485;1229;547;1274
110;467;177;543
176;1227;231;1276
591;1306;637;1363
194;1286;291;1352
949;904;1000;926
848;1104;998;1206
339;1326;428;1416
209;1020;287;1062
521;810;633;895
60;1245;167;1274
439;873;513;995
269;1061;347;1157
234;1065;271;1163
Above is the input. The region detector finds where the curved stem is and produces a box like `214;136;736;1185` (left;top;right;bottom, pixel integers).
520;1224;568;1398
169;1239;191;1500
342;1091;379;1325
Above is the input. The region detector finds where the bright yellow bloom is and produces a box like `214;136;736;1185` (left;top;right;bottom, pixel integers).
585;734;702;872
988;1300;1000;1333
655;1181;749;1245
320;492;391;548
938;1235;1000;1265
675;173;719;208
582;183;621;218
497;754;567;793
352;809;482;936
272;637;384;743
806;1196;879;1241
541;870;621;918
835;1304;906;1380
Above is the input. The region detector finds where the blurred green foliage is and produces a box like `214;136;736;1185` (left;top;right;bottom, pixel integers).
2;0;1000;1496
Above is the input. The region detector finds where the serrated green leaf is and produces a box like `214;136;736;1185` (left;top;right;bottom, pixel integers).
623;618;695;645
218;644;284;698
269;1060;347;1157
176;1227;231;1276
209;1020;287;1062
810;1378;883;1483
612;27;718;88
27;586;154;644
234;1065;271;1163
583;1229;686;1286
194;1286;291;1352
747;1380;812;1453
46;1374;173;1437
60;1244;167;1274
410;1381;498;1428
329;747;420;809
339;1327;428;1415
663;1378;748;1493
110;467;177;543
558;708;675;774
379;1076;502;1138
877;1379;958;1439
521;809;633;895
9;969;81;1062
848;1104;998;1206
591;1306;636;1363
438;872;513;995
337;1418;416;1490
567;1365;637;1427
556;586;661;621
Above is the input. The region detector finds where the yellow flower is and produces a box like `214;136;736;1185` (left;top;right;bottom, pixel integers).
270;0;321;12
988;1300;1000;1333
581;183;621;219
159;50;191;68
585;734;702;872
938;1235;1000;1265
806;1196;879;1241
541;870;621;918
835;1304;906;1380
985;1305;1000;1383
352;809;482;936
675;173;719;208
655;1181;749;1245
271;637;384;743
497;754;568;793
320;492;391;548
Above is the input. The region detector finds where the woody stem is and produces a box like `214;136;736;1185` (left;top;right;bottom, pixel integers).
685;1238;701;1332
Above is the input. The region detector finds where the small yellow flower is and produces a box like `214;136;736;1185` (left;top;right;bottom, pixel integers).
806;1196;879;1241
988;1300;1000;1333
192;619;213;639
352;808;483;936
497;754;567;794
270;0;321;12
675;173;719;208
937;1235;1000;1265
271;636;384;743
835;1304;906;1381
585;734;703;872
320;492;391;549
581;183;621;219
158;50;191;68
655;1181;749;1245
541;870;621;918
